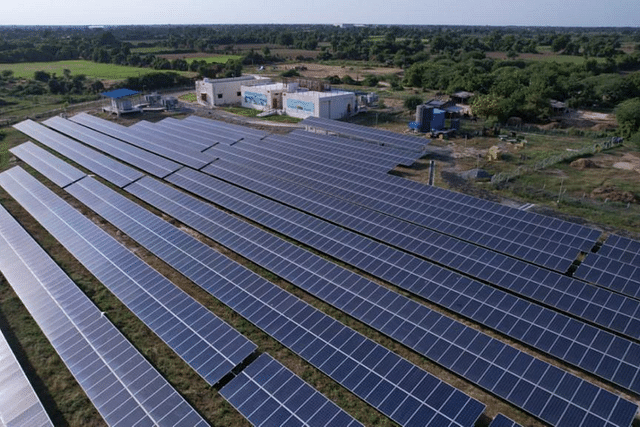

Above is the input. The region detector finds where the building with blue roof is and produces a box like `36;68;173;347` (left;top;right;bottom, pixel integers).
101;88;140;116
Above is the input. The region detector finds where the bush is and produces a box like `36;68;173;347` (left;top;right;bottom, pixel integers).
280;69;300;77
404;95;423;111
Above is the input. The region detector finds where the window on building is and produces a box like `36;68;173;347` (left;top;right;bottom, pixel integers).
237;91;241;96
217;94;223;99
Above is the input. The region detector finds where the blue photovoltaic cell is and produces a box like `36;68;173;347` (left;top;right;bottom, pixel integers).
489;414;522;427
0;327;53;427
131;120;216;152
202;137;582;272
300;116;429;152
183;115;269;140
161;168;640;396
217;127;599;258
196;159;640;344
43;116;181;179
9;141;86;188
157;117;242;145
125;173;637;427
12;119;143;188
56;173;485;426
26;117;639;427
289;129;421;166
0;203;208;427
0;167;256;386
575;234;640;301
68;113;214;169
221;354;364;427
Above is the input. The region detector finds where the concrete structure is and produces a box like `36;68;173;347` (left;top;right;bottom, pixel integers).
241;82;290;112
241;81;356;120
196;76;271;107
101;89;140;116
283;89;356;119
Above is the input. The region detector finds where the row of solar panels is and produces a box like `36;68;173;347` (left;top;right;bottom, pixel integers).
6;113;640;427
0;166;372;427
4;149;485;426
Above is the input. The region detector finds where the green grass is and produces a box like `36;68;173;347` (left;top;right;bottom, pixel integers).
184;55;241;64
130;46;171;54
0;60;191;81
179;92;197;102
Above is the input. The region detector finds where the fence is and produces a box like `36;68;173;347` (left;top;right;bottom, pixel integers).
491;137;625;186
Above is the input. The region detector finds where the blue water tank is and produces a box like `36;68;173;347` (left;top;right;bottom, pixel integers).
431;108;446;131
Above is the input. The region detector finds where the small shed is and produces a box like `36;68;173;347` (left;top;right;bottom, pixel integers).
452;91;474;105
101;89;140;116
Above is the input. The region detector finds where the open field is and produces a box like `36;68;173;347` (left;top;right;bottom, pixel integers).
157;53;242;63
0;60;194;80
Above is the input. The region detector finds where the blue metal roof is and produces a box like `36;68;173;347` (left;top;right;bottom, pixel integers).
101;89;139;99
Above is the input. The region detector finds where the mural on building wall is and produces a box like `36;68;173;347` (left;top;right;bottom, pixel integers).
286;98;315;113
244;92;267;106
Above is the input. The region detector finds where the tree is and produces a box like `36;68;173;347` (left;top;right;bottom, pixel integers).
616;98;640;138
404;95;423;111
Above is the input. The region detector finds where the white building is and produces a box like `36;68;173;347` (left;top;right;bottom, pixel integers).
241;82;291;112
196;76;271;107
241;81;356;119
283;90;356;119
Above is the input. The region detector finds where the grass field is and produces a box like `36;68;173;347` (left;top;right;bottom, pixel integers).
0;60;192;81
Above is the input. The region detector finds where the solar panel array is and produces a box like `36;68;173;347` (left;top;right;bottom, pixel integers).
12;113;640;427
0;202;208;427
300;116;430;152
202;137;590;272
69;113;215;169
0;327;53;427
220;353;364;427
0;167;257;386
489;414;522;427
164;167;640;396
130;119;216;151
62;173;486;427
575;234;640;300
12;120;143;187
43;116;181;179
184;115;269;140
289;129;421;166
158;117;243;145
197;160;640;343
9;141;86;188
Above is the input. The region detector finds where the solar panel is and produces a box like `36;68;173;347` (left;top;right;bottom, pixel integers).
163;168;640;397
56;175;485;426
198;160;640;343
575;234;640;300
43;116;181;179
0;327;53;427
300;116;430;152
159;118;243;145
221;353;364;427
289;129;420;166
22;121;636;427
599;234;640;263
0;167;257;386
12;120;143;188
0;203;208;427
489;414;522;427
183;115;269;140
202;138;581;272
9;141;86;188
133;119;216;151
67;113;214;169
248;134;393;173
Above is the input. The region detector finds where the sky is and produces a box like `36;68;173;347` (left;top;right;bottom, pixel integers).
3;0;640;27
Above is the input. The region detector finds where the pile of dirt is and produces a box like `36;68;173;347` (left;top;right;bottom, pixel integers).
590;186;638;203
570;158;599;169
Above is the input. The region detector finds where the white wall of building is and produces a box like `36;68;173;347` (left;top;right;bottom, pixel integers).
241;83;292;111
195;76;270;107
283;90;356;119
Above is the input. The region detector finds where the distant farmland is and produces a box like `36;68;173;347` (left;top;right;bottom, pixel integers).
0;60;195;80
